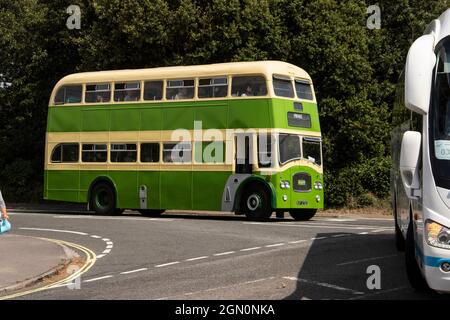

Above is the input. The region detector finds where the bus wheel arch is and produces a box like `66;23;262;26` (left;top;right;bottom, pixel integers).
235;178;274;221
88;177;121;215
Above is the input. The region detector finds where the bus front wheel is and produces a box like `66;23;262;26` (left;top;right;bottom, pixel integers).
241;184;273;221
90;182;118;216
289;209;317;221
138;209;165;217
405;220;430;292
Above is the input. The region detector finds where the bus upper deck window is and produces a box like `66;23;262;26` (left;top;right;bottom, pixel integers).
54;85;82;105
85;83;111;103
198;77;228;99
143;81;163;101
82;144;107;162
295;79;313;100
166;79;194;100
110;143;137;162
114;82;140;102
231;76;267;97
273;75;294;98
51;143;79;163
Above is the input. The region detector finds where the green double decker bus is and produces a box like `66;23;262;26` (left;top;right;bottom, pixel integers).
44;61;324;221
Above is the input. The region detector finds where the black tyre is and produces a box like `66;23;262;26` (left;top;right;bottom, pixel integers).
90;182;117;215
241;183;273;221
289;209;317;221
405;220;430;292
138;209;165;217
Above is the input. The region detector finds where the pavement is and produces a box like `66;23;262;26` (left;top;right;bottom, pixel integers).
0;234;75;294
1;209;450;300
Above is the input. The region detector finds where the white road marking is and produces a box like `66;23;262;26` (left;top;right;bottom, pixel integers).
84;275;113;283
347;286;408;300
55;215;174;222
90;235;101;239
102;249;111;254
288;240;307;244
19;227;88;236
106;245;113;249
102;238;110;242
243;222;387;230
370;229;392;233
96;254;106;259
213;251;236;256
283;276;364;295
186;256;209;261
337;254;400;266
155;261;180;268
358;232;369;235
311;237;327;241
332;234;350;238
322;218;357;222
120;268;148;275
265;243;285;248
106;241;113;246
240;247;262;252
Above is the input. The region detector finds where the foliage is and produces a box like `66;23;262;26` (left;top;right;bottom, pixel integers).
0;0;448;205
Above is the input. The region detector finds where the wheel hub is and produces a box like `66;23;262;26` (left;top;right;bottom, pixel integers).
247;194;262;211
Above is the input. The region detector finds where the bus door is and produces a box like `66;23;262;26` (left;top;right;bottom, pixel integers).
235;133;253;174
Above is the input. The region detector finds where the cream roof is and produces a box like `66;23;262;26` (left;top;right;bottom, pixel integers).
55;60;312;86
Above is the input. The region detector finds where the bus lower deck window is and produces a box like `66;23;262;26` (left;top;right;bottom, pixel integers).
82;144;107;162
51;143;79;163
114;82;141;102
163;143;192;163
141;143;160;162
110;144;137;162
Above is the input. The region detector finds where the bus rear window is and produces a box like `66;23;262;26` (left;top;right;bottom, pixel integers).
273;76;294;98
198;77;228;98
54;85;82;105
166;79;194;100
143;81;163;101
85;83;111;103
82;144;107;162
295;79;313;100
231;76;267;97
114;82;140;102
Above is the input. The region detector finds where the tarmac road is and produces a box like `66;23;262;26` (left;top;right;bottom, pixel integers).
6;210;450;300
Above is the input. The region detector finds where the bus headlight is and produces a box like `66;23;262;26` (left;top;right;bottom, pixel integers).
280;180;290;189
314;182;323;190
426;220;450;250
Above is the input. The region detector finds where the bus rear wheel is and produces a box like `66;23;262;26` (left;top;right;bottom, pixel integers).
405;220;430;292
90;182;118;216
139;209;165;217
289;209;317;221
241;184;272;221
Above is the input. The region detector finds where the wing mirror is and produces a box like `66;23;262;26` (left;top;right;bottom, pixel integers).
400;131;422;199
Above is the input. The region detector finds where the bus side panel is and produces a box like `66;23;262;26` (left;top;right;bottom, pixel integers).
271;99;321;132
110;108;140;131
161;171;192;210
163;105;194;131
108;171;139;209
194;102;228;129
192;171;230;211
138;170;161;209
47;107;81;132
45;170;80;202
140;108;163;131
228;99;271;129
82;109;110;131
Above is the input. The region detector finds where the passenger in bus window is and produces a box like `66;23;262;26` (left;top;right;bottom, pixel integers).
124;91;138;102
241;84;253;97
175;88;188;100
96;95;104;103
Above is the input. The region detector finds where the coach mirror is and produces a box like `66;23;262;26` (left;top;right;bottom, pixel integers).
400;131;422;199
405;34;436;115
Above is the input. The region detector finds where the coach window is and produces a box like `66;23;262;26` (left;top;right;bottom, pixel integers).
85;83;111;103
54;85;82;105
231;76;267;97
166;79;195;100
295;79;313;100
163;143;192;163
110;144;137;162
273;75;295;98
198;77;228;98
82;144;107;162
143;81;163;101
51;143;79;163
114;82;141;102
141;143;160;162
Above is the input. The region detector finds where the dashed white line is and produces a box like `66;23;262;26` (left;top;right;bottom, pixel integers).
120;268;148;275
265;243;285;248
288;240;307;244
370;229;392;233
102;249;112;254
358;232;369;235
84;275;113;283
102;238;110;242
283;276;364;295
96;254;106;259
90;235;101;239
213;251;236;256
106;245;113;249
186;256;209;261
240;247;262;252
155;261;180;268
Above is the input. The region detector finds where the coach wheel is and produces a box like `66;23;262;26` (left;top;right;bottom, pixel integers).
90;182;117;216
289;209;317;221
241;184;272;221
405;220;430;292
139;209;165;217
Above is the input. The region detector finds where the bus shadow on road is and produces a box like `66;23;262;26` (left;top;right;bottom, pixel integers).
283;232;449;300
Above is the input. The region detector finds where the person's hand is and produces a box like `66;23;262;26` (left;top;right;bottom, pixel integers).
3;212;9;220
